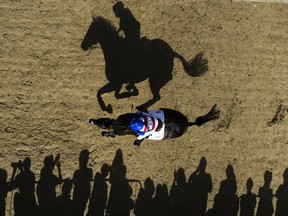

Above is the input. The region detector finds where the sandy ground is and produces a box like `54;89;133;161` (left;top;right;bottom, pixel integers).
1;0;288;214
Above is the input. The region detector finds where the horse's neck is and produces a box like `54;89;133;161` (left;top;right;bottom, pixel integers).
99;36;121;63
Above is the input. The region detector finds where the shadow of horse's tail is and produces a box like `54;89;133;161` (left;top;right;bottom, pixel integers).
174;52;208;77
189;104;220;127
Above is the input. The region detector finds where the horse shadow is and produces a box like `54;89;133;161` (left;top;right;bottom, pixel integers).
81;2;208;113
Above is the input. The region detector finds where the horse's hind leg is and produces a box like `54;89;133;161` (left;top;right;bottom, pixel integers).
114;83;139;99
97;82;117;113
125;83;139;96
140;76;172;109
140;89;160;109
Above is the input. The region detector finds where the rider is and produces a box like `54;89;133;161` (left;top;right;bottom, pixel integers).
129;106;159;146
113;1;141;43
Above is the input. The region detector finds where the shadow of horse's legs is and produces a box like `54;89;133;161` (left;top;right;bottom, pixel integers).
125;83;139;95
115;83;139;99
97;82;139;113
139;75;172;109
97;82;119;113
139;93;160;109
139;84;161;109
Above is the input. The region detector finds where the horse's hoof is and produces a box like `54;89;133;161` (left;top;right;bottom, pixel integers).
106;104;113;113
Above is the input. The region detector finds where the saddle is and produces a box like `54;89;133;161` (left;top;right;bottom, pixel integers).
146;110;165;140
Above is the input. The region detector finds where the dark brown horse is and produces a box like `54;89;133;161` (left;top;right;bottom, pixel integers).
81;16;208;113
89;105;220;142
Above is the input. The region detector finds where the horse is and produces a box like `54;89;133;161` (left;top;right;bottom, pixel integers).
81;16;209;113
89;104;220;143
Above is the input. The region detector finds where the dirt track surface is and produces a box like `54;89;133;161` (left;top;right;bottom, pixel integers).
1;0;288;214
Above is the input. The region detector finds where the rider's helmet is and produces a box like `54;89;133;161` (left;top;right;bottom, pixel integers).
129;118;145;135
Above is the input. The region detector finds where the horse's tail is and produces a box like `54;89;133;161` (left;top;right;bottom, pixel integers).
188;104;220;127
174;52;208;77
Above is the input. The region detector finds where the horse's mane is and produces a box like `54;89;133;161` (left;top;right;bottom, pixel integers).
92;16;122;39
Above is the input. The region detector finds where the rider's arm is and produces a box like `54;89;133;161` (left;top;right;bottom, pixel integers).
136;131;152;140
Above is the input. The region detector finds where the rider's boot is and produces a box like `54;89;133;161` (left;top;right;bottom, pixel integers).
101;132;116;138
133;139;143;146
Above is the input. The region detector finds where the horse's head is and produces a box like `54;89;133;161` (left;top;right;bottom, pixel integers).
81;16;119;51
81;17;101;51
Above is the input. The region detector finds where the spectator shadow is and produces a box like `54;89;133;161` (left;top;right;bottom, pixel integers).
151;184;170;216
134;177;155;216
72;149;93;216
256;170;274;216
87;163;111;216
275;168;288;216
0;168;8;216
10;157;37;216
169;168;190;216
36;154;62;216
106;149;134;216
188;157;212;216
209;164;239;216
239;178;257;216
3;149;288;216
55;179;73;216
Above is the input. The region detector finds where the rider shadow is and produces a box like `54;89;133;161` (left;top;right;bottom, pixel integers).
113;1;140;43
81;2;208;113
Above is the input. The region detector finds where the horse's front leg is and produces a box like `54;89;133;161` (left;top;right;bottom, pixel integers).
97;82;118;113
